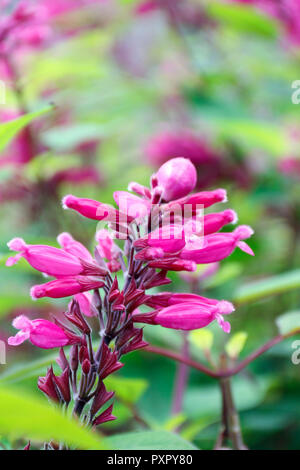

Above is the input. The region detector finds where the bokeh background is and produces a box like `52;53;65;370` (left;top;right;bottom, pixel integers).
1;0;300;450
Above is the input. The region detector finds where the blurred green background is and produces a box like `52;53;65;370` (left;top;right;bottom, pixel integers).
1;0;300;450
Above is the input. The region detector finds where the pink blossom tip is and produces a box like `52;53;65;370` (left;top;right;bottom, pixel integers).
30;285;44;300
217;300;235;315
234;225;254;240
62;194;76;210
224;209;238;224
216;188;227;203
7;237;26;251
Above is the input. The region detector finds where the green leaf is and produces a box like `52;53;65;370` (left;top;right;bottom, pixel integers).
105;376;148;404
108;431;198;450
0;105;54;152
189;329;213;351
225;332;248;359
0;352;61;384
219;119;286;156
207;1;279;38
276;311;300;336
0;386;108;449
233;270;300;305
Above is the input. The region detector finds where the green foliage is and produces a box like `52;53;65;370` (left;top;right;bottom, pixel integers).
189;329;213;352
108;431;197;450
225;332;248;359
0;386;107;449
207;1;279;37
233;270;300;304
276;311;300;336
0;105;54;152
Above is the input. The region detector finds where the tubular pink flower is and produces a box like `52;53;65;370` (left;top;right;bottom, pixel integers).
73;292;96;317
62;195;119;222
134;224;185;254
180;225;254;263
154;301;234;333
148;258;197;272
96;229;121;272
147;292;235;312
203;209;238;235
57;232;94;262
30;276;105;300
113;191;151;219
166;189;227;212
127;182;152;199
8;315;81;349
6;237;84;276
155;157;197;201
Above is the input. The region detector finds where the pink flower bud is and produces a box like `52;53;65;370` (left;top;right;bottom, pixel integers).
203;209;238;235
30;276;105;299
166;189;227;212
8;315;81;349
57;232;93;262
155;157;197;201
134;224;185;254
114;191;151;219
128;182;151;199
82;358;91;375
148;258;197;272
180;225;254;263
73;292;96;317
154;299;234;333
6;237;84;277
62;195;119;221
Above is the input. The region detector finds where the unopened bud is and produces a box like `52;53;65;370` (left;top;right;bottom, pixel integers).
82;358;91;375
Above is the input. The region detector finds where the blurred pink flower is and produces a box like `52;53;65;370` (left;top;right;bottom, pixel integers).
145;130;253;189
278;157;300;178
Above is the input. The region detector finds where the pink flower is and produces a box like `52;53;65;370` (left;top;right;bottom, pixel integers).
57;232;94;263
6;237;84;276
166;189;227;212
203;209;238;235
180;225;254;264
8;315;81;348
30;276;105;299
155;157;197;201
73;292;96;317
134;224;186;254
96;229;121;272
113;191;151;219
154;298;234;332
147;292;234;310
148;258;197;272
62;195;119;222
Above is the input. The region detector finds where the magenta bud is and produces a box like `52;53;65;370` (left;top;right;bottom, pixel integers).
155;158;197;201
82;358;91;375
70;345;79;372
79;345;89;364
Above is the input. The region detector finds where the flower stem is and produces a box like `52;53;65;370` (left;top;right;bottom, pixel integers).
171;332;190;415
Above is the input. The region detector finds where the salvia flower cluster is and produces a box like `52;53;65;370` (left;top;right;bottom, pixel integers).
6;157;254;431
